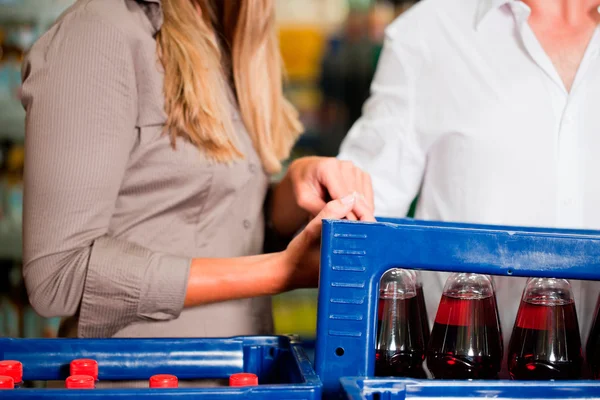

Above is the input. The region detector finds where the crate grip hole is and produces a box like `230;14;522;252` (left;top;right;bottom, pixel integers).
335;347;345;356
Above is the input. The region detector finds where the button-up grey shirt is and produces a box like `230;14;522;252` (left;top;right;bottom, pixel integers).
21;0;272;338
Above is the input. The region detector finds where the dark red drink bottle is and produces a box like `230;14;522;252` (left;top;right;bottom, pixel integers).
229;373;258;387
65;375;95;389
508;278;583;380
70;359;98;382
413;271;431;348
0;361;22;388
376;268;427;378
586;295;600;379
150;374;179;388
427;273;503;379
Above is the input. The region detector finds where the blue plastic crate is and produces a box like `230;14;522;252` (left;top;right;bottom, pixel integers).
314;218;600;398
0;335;321;399
341;378;600;399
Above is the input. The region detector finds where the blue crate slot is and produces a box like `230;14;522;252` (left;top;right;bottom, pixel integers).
315;218;600;397
0;335;321;399
341;378;600;399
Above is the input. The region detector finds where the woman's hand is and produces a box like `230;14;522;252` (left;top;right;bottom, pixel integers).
271;156;375;237
279;194;376;290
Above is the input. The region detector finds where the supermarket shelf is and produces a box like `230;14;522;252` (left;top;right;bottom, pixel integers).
0;1;72;25
0;219;22;260
0;99;25;142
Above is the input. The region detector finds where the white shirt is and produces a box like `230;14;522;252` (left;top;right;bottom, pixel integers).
338;0;600;374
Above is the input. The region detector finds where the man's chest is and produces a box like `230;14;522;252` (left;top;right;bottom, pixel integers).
415;31;600;175
528;23;598;92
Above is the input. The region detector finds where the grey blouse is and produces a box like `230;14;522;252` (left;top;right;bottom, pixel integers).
21;0;273;338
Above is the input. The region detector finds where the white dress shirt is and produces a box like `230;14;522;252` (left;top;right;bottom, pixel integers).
338;0;600;375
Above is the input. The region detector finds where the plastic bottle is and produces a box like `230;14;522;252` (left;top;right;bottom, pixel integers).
149;374;178;388
413;270;430;347
375;268;427;378
586;294;600;379
0;360;22;388
229;373;258;387
65;375;95;389
427;273;503;379
70;359;98;382
0;375;14;390
508;278;583;380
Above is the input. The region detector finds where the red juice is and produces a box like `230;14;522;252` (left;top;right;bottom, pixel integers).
508;300;582;380
376;295;427;378
416;284;431;349
427;294;503;379
586;295;600;379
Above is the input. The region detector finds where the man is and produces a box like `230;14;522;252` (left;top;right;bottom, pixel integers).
338;0;600;376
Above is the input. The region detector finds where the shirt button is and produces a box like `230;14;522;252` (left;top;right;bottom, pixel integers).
243;220;251;229
563;113;574;124
249;164;257;173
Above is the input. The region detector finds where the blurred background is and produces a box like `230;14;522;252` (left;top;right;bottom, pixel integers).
0;0;418;340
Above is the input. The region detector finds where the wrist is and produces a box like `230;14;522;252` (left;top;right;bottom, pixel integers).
267;251;295;294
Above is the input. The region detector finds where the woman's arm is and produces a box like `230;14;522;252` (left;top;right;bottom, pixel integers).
184;194;370;307
22;15;192;338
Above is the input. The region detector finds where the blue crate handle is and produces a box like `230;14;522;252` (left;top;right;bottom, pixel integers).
315;218;600;398
341;377;600;399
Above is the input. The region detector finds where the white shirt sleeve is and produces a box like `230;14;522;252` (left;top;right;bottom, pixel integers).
338;30;427;218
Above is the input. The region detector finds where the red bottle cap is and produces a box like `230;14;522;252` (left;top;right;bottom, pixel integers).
66;375;95;389
0;361;22;383
229;373;258;387
0;376;14;389
70;359;98;380
149;374;178;388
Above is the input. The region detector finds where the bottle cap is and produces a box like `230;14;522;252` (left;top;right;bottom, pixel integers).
149;374;178;388
0;376;14;389
229;373;258;387
66;375;95;389
70;359;98;380
0;361;22;383
379;268;416;299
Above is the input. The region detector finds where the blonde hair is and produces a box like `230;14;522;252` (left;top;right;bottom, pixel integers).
157;0;302;174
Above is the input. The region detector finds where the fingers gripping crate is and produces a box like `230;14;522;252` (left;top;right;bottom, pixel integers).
0;335;322;399
314;218;600;398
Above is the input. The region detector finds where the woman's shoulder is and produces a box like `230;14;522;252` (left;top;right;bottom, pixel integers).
24;0;158;84
28;0;155;58
69;0;157;37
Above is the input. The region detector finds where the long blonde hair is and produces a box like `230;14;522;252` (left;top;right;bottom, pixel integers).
157;0;302;174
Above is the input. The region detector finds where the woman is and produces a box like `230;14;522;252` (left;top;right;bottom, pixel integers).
21;0;374;339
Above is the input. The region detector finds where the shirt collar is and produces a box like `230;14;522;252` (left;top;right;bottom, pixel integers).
475;0;514;30
137;0;163;33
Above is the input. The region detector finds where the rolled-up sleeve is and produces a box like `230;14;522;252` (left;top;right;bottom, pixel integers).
338;27;427;218
21;14;191;338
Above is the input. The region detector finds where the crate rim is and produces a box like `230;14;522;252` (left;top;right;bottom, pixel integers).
316;217;600;398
